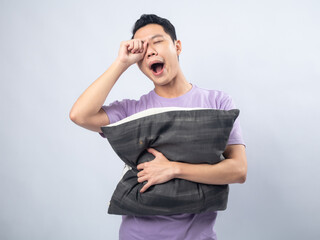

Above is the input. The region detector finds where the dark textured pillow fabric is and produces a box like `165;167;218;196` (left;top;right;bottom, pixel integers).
101;107;240;216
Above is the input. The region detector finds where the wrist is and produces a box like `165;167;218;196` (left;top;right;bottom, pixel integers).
114;58;131;71
171;162;182;179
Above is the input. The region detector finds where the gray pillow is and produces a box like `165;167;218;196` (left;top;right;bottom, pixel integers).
101;107;239;216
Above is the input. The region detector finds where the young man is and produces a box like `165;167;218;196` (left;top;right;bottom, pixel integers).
70;14;247;240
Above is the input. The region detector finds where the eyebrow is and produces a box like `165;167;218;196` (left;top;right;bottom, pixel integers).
151;34;164;40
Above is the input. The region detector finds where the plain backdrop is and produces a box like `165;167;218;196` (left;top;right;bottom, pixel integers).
1;0;320;239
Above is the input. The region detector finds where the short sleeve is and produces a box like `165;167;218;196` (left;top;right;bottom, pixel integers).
98;100;128;138
220;94;245;146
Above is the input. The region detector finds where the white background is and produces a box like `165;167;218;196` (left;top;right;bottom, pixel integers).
1;0;320;239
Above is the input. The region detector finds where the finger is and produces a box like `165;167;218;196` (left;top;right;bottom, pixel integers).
137;170;144;178
138;40;142;52
137;164;142;170
137;175;148;183
147;148;159;156
137;163;145;170
140;181;152;193
132;39;140;53
131;40;137;53
127;41;134;51
141;41;148;54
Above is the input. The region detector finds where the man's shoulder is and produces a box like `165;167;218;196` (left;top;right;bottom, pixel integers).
194;85;232;101
195;85;229;96
137;89;155;101
115;89;154;105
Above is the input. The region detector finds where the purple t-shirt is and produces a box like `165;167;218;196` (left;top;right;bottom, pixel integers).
100;84;245;240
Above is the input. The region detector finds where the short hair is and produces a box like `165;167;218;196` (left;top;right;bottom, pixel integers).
131;14;177;43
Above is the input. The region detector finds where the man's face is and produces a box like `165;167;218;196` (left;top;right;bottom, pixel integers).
133;24;181;86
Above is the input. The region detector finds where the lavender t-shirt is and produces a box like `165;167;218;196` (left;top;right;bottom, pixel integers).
100;84;245;240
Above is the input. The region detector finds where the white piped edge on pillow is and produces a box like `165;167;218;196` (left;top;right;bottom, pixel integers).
103;107;210;127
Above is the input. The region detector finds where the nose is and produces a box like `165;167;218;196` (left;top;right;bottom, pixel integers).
146;45;157;58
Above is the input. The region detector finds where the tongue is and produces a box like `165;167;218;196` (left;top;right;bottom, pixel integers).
155;64;163;73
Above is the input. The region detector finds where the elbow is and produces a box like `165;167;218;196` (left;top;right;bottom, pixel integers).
69;110;84;125
238;174;247;184
69;110;76;122
69;110;78;123
237;167;247;184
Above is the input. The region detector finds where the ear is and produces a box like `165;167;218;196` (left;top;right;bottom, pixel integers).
175;40;182;55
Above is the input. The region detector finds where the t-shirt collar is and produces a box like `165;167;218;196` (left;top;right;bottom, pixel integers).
151;83;196;103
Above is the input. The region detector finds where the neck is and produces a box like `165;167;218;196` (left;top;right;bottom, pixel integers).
154;71;192;98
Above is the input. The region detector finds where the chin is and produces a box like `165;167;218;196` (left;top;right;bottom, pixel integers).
151;78;172;87
144;70;174;87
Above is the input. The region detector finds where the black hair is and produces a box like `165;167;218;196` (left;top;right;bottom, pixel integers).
131;14;177;43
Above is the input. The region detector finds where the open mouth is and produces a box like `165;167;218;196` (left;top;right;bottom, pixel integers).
150;62;164;75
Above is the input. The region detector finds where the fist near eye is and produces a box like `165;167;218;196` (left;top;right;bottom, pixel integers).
117;39;148;67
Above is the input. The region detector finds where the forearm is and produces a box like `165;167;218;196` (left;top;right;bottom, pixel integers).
69;59;128;121
137;145;247;192
173;158;247;185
